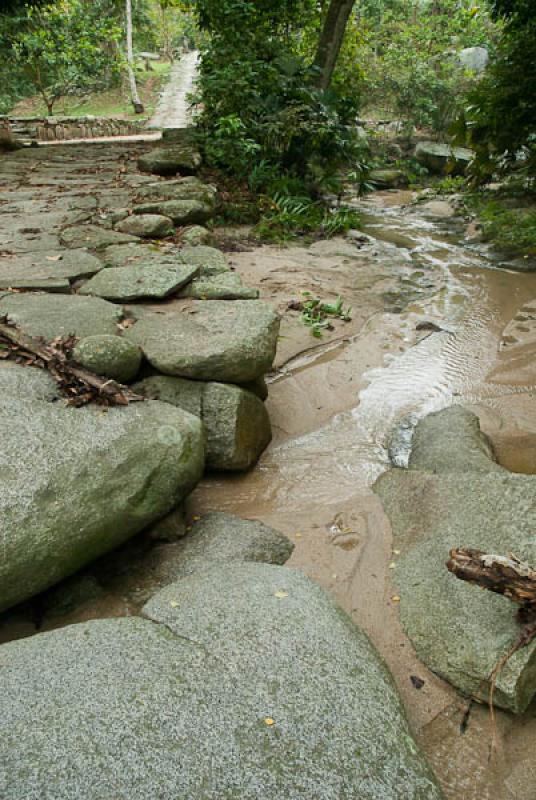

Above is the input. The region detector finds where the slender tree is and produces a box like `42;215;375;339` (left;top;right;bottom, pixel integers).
313;0;355;90
125;0;144;113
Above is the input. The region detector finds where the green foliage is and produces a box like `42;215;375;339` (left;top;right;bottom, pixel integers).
254;192;360;242
6;1;123;114
456;1;536;181
466;190;536;257
298;291;352;338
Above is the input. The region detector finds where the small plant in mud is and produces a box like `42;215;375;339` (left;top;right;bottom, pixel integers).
289;291;352;338
255;193;360;242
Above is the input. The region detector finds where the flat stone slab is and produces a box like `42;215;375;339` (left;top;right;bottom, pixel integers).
0;292;123;339
0;565;442;799
0;364;204;612
136;177;217;206
375;407;536;713
0;249;103;290
137;144;202;176
126;300;280;382
61;224;139;250
79;262;199;301
177;245;230;276
133;199;212;226
99;242;177;268
178;271;259;300
415;141;474;176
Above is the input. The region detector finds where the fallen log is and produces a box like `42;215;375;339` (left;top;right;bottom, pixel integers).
0;317;144;407
446;548;536;609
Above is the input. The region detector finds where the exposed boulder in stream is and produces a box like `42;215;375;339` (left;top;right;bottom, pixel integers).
375;406;536;713
126;300;280;383
0;363;205;613
135;375;272;470
415;141;474;176
0;564;443;799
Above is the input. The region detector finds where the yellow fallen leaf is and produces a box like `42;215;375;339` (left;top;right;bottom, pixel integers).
393;549;401;555
169;600;179;608
391;595;401;603
388;562;397;569
264;717;275;726
274;590;289;599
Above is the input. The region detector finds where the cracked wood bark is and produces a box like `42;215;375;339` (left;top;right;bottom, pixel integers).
313;0;356;90
0;320;143;407
447;548;536;609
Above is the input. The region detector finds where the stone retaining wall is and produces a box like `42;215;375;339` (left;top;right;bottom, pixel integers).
0;115;147;143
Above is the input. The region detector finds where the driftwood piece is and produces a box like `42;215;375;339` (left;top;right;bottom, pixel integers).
0;317;143;407
446;548;536;609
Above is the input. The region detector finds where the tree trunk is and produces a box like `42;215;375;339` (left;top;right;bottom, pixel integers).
313;0;356;91
126;0;144;114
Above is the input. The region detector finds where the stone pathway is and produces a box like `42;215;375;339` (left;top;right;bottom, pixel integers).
148;51;199;130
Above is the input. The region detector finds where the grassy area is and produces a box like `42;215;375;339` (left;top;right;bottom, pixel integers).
10;62;171;120
465;189;536;258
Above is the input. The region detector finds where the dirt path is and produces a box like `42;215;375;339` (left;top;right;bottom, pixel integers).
148;51;199;129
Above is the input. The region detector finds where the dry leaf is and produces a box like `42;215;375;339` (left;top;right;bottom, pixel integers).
274;590;288;599
264;718;275;726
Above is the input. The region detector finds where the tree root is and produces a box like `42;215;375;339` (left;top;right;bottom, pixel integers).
0;316;143;407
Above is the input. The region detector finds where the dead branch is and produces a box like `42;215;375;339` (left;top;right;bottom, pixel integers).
446;548;536;608
0;317;144;408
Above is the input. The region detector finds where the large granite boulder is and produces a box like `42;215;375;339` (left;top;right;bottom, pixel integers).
0;564;443;799
135;376;272;470
126;300;280;383
137;145;202;176
375;406;536;713
79;262;199;301
0;292;122;339
459;46;489;73
415;141;474;176
0;364;204;612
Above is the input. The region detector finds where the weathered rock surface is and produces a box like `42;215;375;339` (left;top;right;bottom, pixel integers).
136;177;217;207
0;564;443;799
369;169;408;189
127;300;280;383
73;335;142;383
0;249;103;291
133;199;212;226
459;46;489;73
375;406;536;713
79;262;199;301
0;364;204;612
177;244;230;275
415;141;474;176
135;376;272;470
114;213;174;239
61;224;139;249
0;292;122;339
178;271;259;299
99;242;177;269
181;225;215;246
137;144;202;176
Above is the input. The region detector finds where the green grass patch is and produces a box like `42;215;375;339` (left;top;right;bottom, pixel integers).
466;191;536;258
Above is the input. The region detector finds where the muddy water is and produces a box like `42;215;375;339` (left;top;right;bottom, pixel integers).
189;194;536;799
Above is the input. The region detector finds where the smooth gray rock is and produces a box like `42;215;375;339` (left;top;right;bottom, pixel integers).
177;245;230;276
133;199;212;226
114;214;174;239
135;376;272;470
177;271;259;300
375;406;536;713
181;225;215;246
0;249;103;291
137;144;202;176
99;242;177;269
415;141;474;176
202;381;271;470
0;292;122;339
61;224;139;249
369;169;408;189
0;566;443;799
126;300;280;383
0;364;204;612
79;262;199;301
73;335;142;383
